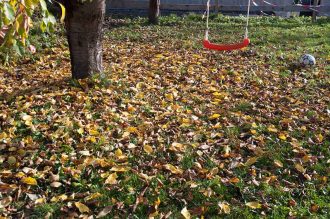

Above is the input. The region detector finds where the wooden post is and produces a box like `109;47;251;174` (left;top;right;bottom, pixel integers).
312;0;318;22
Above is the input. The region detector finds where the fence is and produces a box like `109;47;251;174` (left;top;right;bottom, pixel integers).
106;0;330;16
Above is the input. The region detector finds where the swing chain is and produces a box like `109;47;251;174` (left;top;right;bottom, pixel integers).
205;0;251;40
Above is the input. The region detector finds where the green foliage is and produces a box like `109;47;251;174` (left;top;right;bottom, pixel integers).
0;0;56;55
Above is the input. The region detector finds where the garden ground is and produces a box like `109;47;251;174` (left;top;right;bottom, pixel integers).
0;14;329;218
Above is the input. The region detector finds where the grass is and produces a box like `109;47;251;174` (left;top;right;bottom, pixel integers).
0;14;329;218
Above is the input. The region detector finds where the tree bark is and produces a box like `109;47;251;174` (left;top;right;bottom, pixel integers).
149;0;160;24
62;0;105;79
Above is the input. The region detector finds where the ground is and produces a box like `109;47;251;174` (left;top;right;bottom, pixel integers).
0;15;329;218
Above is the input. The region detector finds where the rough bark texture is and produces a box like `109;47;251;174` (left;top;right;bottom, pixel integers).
62;0;105;79
149;0;160;24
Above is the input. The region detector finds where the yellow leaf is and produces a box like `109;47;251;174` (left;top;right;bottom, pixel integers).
164;164;183;175
181;207;191;219
274;160;283;168
0;132;8;140
87;136;97;143
154;197;161;207
149;210;159;218
115;148;123;157
126;126;138;134
245;157;258;166
21;114;32;121
84;193;102;201
21;177;37;186
35;198;45;204
251;122;258;128
50;194;68;202
75;202;90;213
143;145;153;154
57;2;66;23
165;93;174;101
246;202;262;209
169;142;185;152
316;133;323;142
15;172;25;178
77;128;84;134
267;125;278;133
295;164;305;173
278;133;287;140
110;166;130;172
218;202;231;214
209;113;221;120
250;129;257;135
105;173;118;185
89;128;99;136
115;148;127;160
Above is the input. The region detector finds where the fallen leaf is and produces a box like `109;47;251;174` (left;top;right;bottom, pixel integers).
274;160;283;168
245;157;258;166
50;182;62;188
295;163;305;173
96;206;113;218
310;204;319;213
209;113;221;120
110;166;130;172
7;156;16;165
0;196;12;208
181;207;191;219
75;202;90;213
21;177;37;186
164;164;183;175
105;173;118;185
229;177;240;183
50;194;68;202
143;144;153;154
169;142;185;152
267;125;278;133
218;202;230;214
85;193;103;202
246;201;262;209
278;133;287;140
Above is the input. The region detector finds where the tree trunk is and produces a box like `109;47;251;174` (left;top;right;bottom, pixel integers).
62;0;105;79
149;0;160;24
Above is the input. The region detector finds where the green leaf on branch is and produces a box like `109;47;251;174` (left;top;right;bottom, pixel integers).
39;0;48;11
3;3;15;25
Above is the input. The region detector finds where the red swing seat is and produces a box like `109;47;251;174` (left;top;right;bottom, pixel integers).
203;0;251;51
203;38;250;51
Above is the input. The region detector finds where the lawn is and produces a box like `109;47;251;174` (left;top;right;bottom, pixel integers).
0;14;329;218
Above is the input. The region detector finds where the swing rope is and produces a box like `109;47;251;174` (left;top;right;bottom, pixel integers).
204;0;252;51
